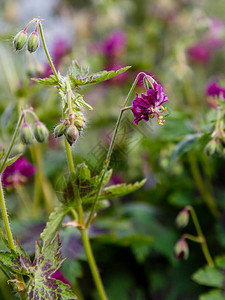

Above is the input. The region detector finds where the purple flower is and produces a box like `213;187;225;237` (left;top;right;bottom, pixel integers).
206;81;225;99
131;79;168;125
188;42;212;64
2;157;35;188
101;31;126;58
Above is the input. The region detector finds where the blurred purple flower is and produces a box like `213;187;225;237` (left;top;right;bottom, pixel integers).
101;31;126;58
188;18;224;64
2;157;35;188
206;81;225;99
188;42;212;64
131;81;168;125
51;270;71;286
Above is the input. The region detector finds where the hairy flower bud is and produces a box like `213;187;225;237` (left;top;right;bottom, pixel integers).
65;125;79;146
174;238;189;260
27;32;40;53
13;30;27;51
20;122;33;145
176;208;189;228
74;119;85;131
54;123;67;138
34;121;49;143
143;75;155;90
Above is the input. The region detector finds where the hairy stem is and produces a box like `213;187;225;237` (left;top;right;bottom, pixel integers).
0;113;24;174
65;141;108;300
38;23;60;83
86;72;146;227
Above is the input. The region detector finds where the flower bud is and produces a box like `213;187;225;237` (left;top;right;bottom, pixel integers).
65;125;79;146
13;30;27;51
27;32;40;53
20;123;33;145
176;208;189;228
174;238;189;260
34;121;49;143
54;123;66;138
205;140;216;156
74;119;85;131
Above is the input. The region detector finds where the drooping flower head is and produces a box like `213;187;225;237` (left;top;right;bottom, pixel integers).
1;157;35;188
131;76;168;125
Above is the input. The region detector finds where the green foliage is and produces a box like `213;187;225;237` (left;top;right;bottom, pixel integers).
40;204;71;243
0;153;22;172
192;266;224;288
32;75;59;86
0;234;76;299
68;61;131;87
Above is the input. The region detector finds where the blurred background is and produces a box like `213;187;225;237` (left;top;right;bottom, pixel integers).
0;0;225;299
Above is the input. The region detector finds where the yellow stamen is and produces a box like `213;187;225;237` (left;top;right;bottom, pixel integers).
151;107;154;113
160;106;167;112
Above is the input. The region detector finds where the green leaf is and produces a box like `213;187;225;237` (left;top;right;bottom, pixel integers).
28;233;76;300
199;289;224;300
0;153;23;172
32;74;59;86
40;204;71;243
170;134;202;162
192;266;224;288
0;250;29;275
0;227;10;249
83;179;146;204
72;92;93;110
68;61;131;87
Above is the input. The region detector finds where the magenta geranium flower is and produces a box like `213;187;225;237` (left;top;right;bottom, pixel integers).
1;157;35;188
131;79;168;125
102;31;126;58
206;81;225;99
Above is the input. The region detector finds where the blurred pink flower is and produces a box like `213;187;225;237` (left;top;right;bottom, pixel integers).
2;157;35;188
188;18;224;64
101;31;126;58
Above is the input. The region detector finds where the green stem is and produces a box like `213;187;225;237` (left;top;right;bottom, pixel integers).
65;142;107;300
188;153;220;218
38;23;60;83
86;72;145;227
183;233;204;243
0;179;15;250
65;78;73;117
81;229;108;300
65;139;75;174
188;206;214;267
0;113;24;174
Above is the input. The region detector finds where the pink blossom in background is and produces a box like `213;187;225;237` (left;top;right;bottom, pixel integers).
101;31;127;59
188;18;224;64
106;63;129;84
2;157;35;188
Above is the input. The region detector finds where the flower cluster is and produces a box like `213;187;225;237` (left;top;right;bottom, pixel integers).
131;78;168;125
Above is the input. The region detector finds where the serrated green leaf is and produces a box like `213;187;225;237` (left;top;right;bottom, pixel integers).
32;74;59;86
0;250;29;275
28;234;76;300
40;204;71;243
199;289;224;300
192;266;224;288
69;64;131;87
68;61;89;79
83;179;146;204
